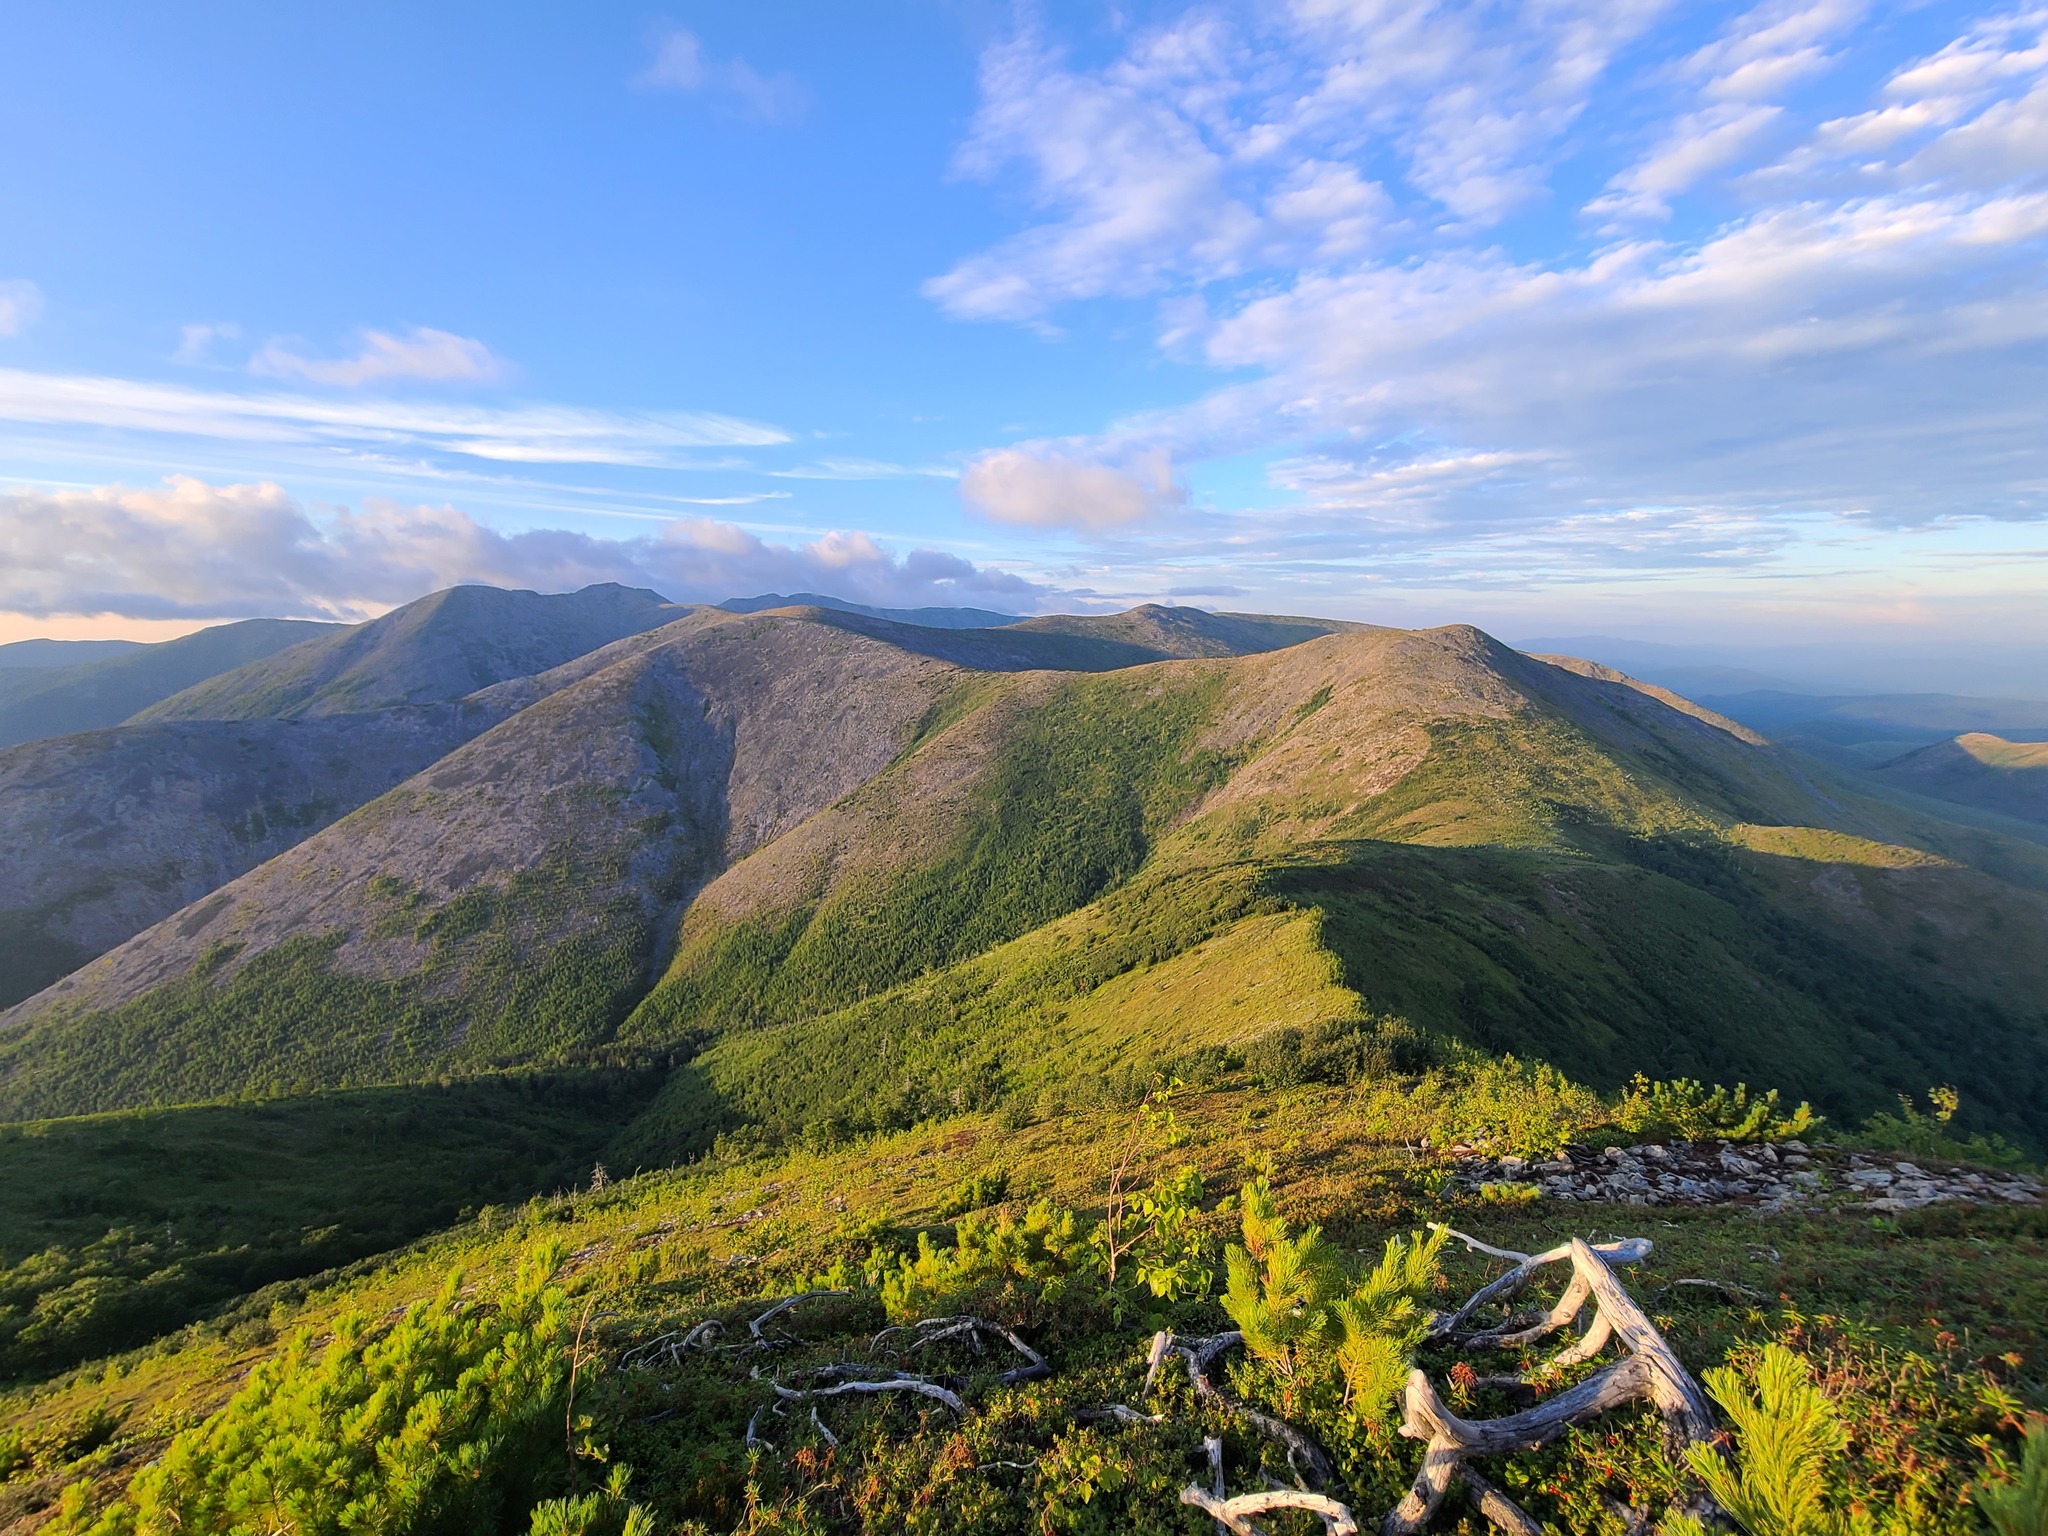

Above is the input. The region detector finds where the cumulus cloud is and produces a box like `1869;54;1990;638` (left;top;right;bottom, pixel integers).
0;280;43;337
0;476;1047;621
961;446;1187;530
636;28;807;123
250;326;507;387
0;366;788;466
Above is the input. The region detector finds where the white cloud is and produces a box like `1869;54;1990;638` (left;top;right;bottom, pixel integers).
0;476;1048;621
0;281;43;337
961;445;1186;530
175;321;242;364
636;28;806;124
0;366;789;466
250;326;507;387
937;0;2048;568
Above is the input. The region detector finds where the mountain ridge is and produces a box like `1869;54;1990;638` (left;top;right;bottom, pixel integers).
7;607;2044;1156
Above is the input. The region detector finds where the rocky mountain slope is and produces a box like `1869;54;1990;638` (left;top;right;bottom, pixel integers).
135;582;685;721
0;618;338;749
0;703;505;1010
6;600;2046;1156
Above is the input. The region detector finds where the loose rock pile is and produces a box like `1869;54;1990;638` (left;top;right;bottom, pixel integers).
1450;1140;2042;1211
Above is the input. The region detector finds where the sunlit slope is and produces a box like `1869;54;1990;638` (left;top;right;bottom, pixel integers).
7;615;2045;1148
134;582;684;722
621;627;2048;1156
0;612;970;1116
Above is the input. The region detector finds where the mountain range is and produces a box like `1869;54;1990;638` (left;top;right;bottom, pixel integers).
3;583;2045;1157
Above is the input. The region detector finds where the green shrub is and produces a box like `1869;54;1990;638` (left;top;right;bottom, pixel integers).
1618;1075;1820;1143
879;1201;1091;1321
1856;1087;2030;1169
88;1243;573;1536
1675;1342;1844;1536
1219;1179;1444;1426
935;1168;1011;1218
1974;1419;2048;1536
526;1465;657;1536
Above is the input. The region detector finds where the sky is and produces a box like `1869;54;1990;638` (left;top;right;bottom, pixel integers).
2;1;2046;688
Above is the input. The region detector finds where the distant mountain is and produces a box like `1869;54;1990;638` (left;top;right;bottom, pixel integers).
0;619;340;750
9;609;2048;1159
0;638;147;670
1011;605;1352;658
1698;690;2048;767
718;592;1020;629
1866;733;2048;826
137;583;686;721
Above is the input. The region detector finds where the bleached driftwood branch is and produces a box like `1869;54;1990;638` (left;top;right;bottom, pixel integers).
749;1289;851;1347
1425;1226;1651;1342
1383;1239;1714;1536
1179;1485;1362;1536
901;1314;1051;1385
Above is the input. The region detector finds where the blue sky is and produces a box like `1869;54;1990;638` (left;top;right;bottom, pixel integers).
3;0;2046;685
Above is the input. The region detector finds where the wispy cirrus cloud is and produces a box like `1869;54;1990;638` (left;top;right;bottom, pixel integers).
636;27;807;124
0;475;1048;621
250;326;507;387
0;366;789;466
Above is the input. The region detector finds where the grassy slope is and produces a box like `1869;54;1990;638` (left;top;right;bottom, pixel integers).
5;1078;2041;1534
620;644;2048;1161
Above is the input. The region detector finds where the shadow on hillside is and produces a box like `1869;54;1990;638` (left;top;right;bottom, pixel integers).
1263;834;2046;1153
0;1068;662;1383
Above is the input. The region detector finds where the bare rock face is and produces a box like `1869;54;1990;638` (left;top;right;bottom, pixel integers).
0;704;505;1008
1451;1140;2042;1211
134;583;686;722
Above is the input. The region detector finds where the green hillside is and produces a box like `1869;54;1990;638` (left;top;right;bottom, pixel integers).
9;615;2048;1159
2;607;2046;1536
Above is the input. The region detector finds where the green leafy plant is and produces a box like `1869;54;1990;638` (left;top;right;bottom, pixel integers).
1681;1342;1844;1535
1858;1087;2029;1169
1619;1075;1820;1144
1974;1419;2048;1536
936;1167;1011;1218
1219;1179;1444;1424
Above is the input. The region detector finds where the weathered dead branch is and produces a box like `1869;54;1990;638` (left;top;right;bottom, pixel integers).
749;1289;851;1347
898;1314;1050;1385
1179;1485;1362;1536
1169;1330;1337;1492
1457;1466;1541;1536
1383;1239;1715;1536
1426;1226;1652;1342
772;1368;968;1414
